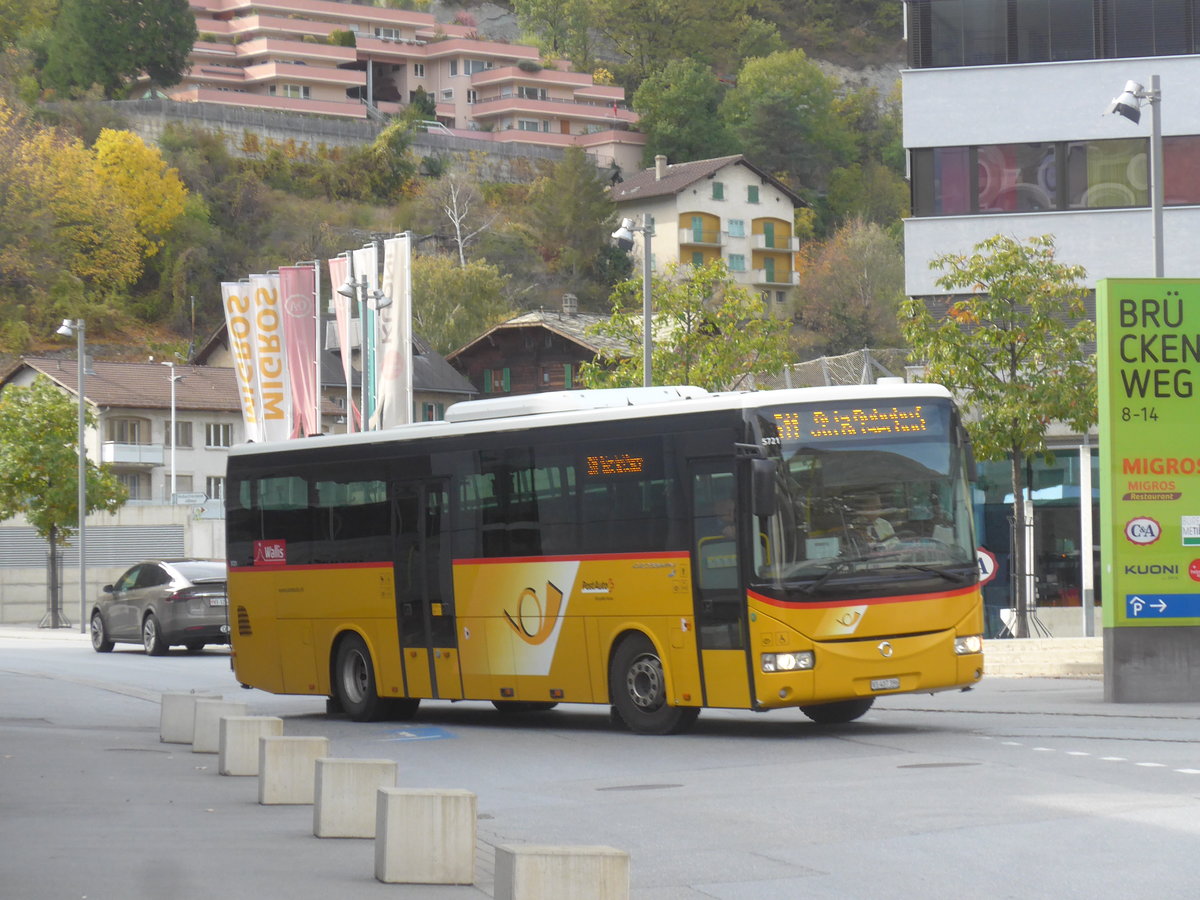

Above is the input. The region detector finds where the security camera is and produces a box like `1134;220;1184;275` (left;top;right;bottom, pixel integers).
1107;80;1144;124
611;217;636;252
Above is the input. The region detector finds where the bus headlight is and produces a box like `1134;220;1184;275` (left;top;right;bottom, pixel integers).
954;634;984;655
761;651;814;673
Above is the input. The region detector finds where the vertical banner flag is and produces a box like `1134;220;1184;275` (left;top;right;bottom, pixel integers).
327;254;360;432
248;273;292;442
221;280;262;443
373;234;413;429
279;265;318;437
353;245;379;427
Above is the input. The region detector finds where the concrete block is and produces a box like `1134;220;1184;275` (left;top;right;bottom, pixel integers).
258;736;330;805
313;758;398;838
159;692;220;744
218;716;284;776
192;699;247;753
494;845;630;900
375;788;475;884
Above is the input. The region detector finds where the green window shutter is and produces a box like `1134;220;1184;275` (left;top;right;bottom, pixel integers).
763;221;775;248
764;257;775;282
502;367;511;392
692;251;704;266
483;368;492;394
748;185;759;203
563;364;573;388
691;215;703;242
712;181;724;200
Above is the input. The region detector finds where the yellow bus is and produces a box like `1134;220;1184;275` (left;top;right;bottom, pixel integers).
225;385;983;734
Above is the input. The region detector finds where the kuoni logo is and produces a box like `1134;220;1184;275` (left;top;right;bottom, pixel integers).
1124;517;1161;546
254;539;287;565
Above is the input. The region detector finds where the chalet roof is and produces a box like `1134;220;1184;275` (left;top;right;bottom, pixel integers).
445;308;633;362
610;154;805;207
6;358;243;412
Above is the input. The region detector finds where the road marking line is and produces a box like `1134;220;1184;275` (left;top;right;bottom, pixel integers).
1136;762;1167;768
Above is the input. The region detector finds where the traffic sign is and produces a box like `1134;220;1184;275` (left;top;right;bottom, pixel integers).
1125;594;1200;619
977;547;998;586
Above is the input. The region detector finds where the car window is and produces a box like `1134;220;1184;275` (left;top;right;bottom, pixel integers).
115;566;141;592
135;565;170;589
172;561;227;582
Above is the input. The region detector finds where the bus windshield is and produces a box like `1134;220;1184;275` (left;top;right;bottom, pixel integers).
751;398;976;598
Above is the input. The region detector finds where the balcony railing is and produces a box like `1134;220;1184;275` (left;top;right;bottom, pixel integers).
752;269;799;286
678;228;724;247
751;234;799;251
101;442;165;466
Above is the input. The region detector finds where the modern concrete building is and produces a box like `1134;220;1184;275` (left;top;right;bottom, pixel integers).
901;0;1200;636
161;0;644;170
610;155;804;311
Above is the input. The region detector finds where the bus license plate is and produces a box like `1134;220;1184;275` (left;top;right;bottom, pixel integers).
871;677;900;691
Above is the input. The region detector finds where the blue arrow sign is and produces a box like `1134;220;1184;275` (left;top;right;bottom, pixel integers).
1125;594;1200;619
380;726;455;742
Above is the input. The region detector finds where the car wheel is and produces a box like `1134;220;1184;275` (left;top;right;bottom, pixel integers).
90;611;114;653
142;613;169;656
333;634;385;722
799;697;875;724
609;634;699;735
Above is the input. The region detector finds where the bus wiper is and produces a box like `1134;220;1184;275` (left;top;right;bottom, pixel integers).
893;564;970;585
798;557;859;594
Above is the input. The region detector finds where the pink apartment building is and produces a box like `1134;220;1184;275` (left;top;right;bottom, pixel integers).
165;0;644;169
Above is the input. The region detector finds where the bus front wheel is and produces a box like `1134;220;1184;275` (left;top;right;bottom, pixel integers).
609;634;699;735
334;634;386;722
800;697;875;724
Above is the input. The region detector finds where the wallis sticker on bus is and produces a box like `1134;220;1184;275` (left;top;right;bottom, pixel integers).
1097;278;1200;627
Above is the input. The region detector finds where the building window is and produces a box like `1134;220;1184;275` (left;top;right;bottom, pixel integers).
412;63;425;77
441;89;454;101
728;253;746;272
205;422;232;448
375;27;402;41
172;475;194;496
712;181;724;200
268;84;310;99
517;119;548;132
464;58;490;74
691;251;705;267
449;60;458;76
118;472;150;500
747;185;759;203
107;418;148;444
517;86;547;100
166;421;193;449
727;219;745;238
467;89;478;103
775;290;787;304
206;476;225;501
482;368;511;394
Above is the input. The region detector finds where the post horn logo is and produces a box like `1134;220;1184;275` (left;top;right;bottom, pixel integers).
503;581;564;645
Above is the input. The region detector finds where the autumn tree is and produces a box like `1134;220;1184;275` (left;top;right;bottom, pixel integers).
0;377;127;625
581;259;792;390
412;254;512;355
793;218;905;355
93;129;189;259
42;0;197;99
901;234;1096;637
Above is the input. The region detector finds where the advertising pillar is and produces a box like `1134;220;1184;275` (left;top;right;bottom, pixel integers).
1097;278;1200;701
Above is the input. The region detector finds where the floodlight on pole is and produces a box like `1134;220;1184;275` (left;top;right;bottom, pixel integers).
162;362;183;501
1107;75;1164;277
611;215;655;386
54;318;86;633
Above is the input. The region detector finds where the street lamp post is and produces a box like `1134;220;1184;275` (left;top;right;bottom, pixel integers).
162;362;182;501
1108;75;1164;276
55;318;86;633
611;215;655;386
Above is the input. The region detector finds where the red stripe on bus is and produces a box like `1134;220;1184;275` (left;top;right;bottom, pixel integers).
748;585;978;609
453;552;690;567
229;561;392;573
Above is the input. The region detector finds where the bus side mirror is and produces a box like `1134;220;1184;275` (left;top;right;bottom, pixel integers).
751;458;777;518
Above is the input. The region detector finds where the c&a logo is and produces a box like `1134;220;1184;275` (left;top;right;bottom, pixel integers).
1124;517;1161;546
504;581;564;645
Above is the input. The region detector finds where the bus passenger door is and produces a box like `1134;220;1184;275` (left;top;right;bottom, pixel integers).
691;462;752;709
393;480;461;700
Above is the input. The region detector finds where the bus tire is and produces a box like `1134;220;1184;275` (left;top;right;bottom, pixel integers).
334;634;386;722
609;634;699;735
492;700;558;714
800;697;875;724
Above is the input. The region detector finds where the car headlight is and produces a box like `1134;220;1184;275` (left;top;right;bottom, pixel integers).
954;634;984;655
761;650;814;673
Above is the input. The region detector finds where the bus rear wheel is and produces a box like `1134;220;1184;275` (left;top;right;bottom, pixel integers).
800;697;875;724
334;634;386;722
609;634;699;735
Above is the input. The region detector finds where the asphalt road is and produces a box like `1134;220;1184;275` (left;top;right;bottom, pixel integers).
3;626;1199;899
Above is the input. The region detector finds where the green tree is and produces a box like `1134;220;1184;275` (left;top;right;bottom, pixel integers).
720;50;854;190
513;0;596;70
412;254;512;355
517;147;619;306
581;259;792;390
793;218;905;355
0;377;127;622
901;234;1096;637
825;161;909;231
632;59;737;165
42;0;197;99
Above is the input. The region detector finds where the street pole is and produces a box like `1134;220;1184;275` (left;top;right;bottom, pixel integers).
1148;74;1164;277
74;322;86;633
641;214;654;387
